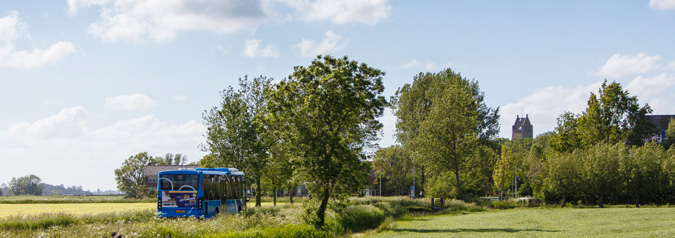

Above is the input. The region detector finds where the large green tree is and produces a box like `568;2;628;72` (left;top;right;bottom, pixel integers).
267;55;386;228
581;142;623;208
542;151;580;207
493;145;515;199
7;175;44;196
551;81;657;152
623;142;673;206
392;69;499;198
114;152;154;198
372;145;413;196
201;76;273;207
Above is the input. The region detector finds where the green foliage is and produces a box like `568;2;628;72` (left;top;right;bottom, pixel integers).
114;152;154;198
488;200;518;209
664;118;675;149
493;145;515;198
580;143;624;208
267;55;386;228
542;151;580;207
201;75;273;207
332;204;386;233
151;153;187;165
623;142;673;205
393;69;500;200
550;80;657;152
7;175;44;196
373;145;413;196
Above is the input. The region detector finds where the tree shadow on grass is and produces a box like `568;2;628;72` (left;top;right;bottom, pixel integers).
392;228;560;233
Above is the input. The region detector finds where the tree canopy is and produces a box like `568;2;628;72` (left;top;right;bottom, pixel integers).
266;55;386;228
392;69;500;199
7;175;44;196
550;80;657;152
201;76;273;207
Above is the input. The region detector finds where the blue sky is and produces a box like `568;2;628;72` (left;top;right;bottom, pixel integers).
1;0;674;191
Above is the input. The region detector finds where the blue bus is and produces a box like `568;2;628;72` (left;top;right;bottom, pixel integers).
157;168;246;218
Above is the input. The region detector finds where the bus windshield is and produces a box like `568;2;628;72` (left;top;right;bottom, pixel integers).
159;174;199;191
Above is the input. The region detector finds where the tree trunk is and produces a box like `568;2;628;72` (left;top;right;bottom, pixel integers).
255;180;262;207
316;185;330;228
635;191;640;208
273;188;277;206
289;186;294;205
560;194;567;208
598;193;604;208
454;168;461;198
420;166;425;197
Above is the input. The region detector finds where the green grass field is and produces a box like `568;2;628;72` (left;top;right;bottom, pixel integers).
368;207;675;237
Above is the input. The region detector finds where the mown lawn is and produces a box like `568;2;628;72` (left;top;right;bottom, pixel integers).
368;207;675;237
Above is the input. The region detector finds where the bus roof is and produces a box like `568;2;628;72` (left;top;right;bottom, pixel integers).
158;167;244;176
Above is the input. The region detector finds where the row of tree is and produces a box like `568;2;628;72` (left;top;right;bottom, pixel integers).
3;175;44;196
374;78;674;207
131;55;672;228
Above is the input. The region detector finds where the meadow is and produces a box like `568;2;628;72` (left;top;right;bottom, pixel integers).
0;196;672;237
369;206;675;237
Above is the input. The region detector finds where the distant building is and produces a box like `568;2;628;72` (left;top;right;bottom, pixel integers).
512;114;533;140
647;115;675;143
143;165;200;192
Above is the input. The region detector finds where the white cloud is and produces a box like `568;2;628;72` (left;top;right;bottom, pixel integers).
400;59;421;69
0;11;75;68
105;93;158;110
67;0;112;15
72;0;269;43
295;31;348;57
400;59;464;71
377;108;397;147
650;0;675;10
243;39;280;58
625;73;675;114
596;53;662;78
70;0;390;43
282;0;391;25
424;62;437;71
0;109;206;190
173;95;187;102
626;73;675;97
9;107;89;139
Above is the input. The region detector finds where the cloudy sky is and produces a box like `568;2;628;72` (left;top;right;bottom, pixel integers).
2;0;674;191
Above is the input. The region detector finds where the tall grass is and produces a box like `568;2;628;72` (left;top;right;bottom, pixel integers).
0;195;154;204
0;196;479;237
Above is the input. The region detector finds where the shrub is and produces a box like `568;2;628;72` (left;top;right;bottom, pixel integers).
489;200;517;209
332;204;386;233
